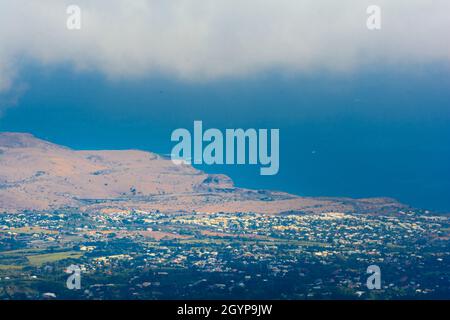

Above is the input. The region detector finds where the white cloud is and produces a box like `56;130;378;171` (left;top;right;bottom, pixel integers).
0;0;449;98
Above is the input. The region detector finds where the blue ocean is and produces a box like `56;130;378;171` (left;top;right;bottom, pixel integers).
1;65;449;212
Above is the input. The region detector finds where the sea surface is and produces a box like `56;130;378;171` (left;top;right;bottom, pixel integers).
1;65;449;212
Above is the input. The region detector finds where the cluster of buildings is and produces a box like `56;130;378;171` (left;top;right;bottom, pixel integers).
0;208;448;299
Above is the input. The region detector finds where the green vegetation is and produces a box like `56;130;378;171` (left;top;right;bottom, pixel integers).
26;251;83;266
8;227;57;234
0;264;23;270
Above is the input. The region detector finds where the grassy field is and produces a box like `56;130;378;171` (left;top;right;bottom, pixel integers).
0;247;84;269
6;227;58;235
26;251;83;266
0;264;23;270
0;248;46;256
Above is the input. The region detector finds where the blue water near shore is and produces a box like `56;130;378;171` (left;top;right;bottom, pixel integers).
1;65;449;212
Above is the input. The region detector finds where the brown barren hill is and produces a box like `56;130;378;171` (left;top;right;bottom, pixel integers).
0;132;407;215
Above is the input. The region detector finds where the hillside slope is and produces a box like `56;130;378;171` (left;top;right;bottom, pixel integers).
0;132;406;214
